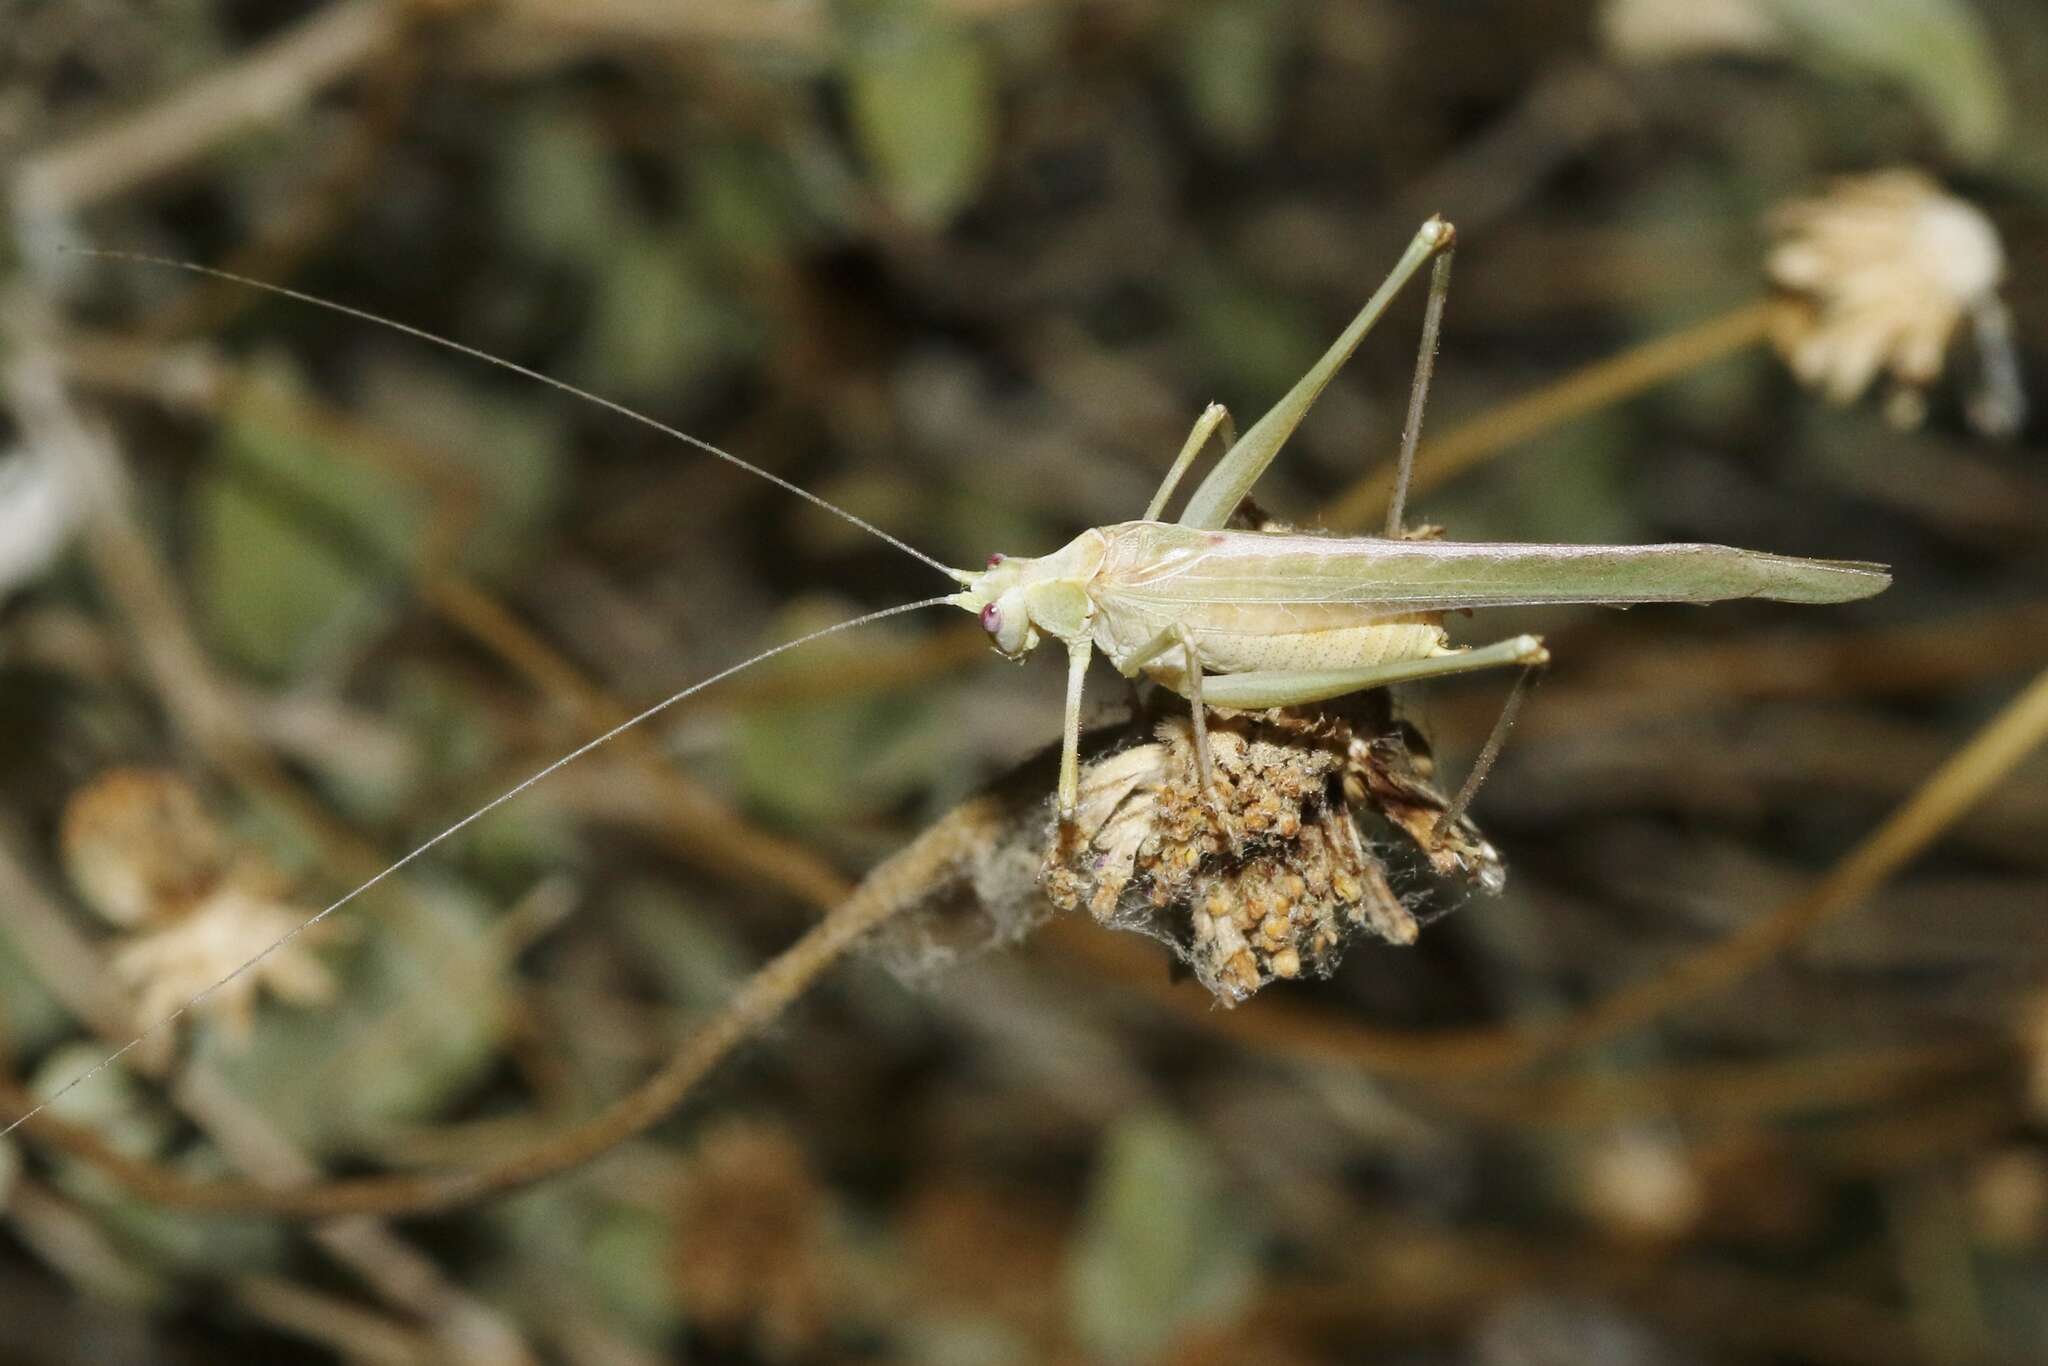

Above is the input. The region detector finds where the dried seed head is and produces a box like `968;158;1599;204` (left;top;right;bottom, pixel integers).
863;699;1503;1004
1044;706;1505;1005
1767;169;2021;433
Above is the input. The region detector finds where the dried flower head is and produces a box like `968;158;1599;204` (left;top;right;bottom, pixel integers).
0;445;80;604
1579;1129;1705;1241
863;695;1502;1004
1767;169;2023;435
1044;703;1503;1004
60;768;229;928
109;883;340;1043
1600;0;1786;64
59;769;341;1043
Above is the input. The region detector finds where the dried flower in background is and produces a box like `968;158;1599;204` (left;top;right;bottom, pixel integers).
1767;168;2025;436
1599;0;1785;65
1578;1128;1705;1242
1967;1147;2048;1253
59;769;229;929
668;1119;832;1359
108;885;340;1043
0;445;80;604
1045;704;1504;1004
58;768;340;1042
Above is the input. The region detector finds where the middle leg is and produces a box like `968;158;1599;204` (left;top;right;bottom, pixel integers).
1120;623;1223;801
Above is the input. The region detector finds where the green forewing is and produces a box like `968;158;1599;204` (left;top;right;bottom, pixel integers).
1100;524;1890;611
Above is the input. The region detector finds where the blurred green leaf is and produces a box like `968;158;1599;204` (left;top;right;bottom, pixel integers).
192;361;419;678
1178;0;1291;152
193;348;566;679
579;229;753;398
1182;268;1324;409
29;1047;170;1161
192;477;389;679
845;18;998;226
24;1048;286;1280
0;918;66;1057
204;876;505;1147
730;606;966;835
1066;1109;1257;1363
734;690;932;827
615;882;753;1010
354;357;566;583
500;109;632;263
584;1204;681;1334
1766;0;2010;162
688;141;812;265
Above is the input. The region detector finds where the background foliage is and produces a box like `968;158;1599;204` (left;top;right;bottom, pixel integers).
3;0;2047;1362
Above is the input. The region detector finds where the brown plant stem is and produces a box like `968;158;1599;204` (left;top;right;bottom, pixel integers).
1318;299;1780;531
10;0;406;222
1;794;1002;1218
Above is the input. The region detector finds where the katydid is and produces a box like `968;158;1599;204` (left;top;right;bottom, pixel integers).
945;218;1888;817
11;217;1887;1136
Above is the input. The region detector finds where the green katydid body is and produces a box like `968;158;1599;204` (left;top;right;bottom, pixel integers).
949;521;1888;814
948;219;1891;817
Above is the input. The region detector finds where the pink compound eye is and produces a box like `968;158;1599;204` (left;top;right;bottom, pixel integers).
987;552;1006;567
979;603;1000;632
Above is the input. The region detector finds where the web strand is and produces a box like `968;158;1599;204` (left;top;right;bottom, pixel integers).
2;595;956;1139
65;248;965;580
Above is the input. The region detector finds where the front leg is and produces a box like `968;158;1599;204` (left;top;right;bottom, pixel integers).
1057;638;1094;820
1116;624;1233;827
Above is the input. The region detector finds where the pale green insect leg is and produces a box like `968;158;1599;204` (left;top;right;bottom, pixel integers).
1121;621;1222;794
1177;217;1454;531
1057;639;1094;819
1116;622;1237;834
1143;402;1237;522
1385;248;1456;539
1431;661;1541;850
1172;623;1217;796
1196;634;1549;710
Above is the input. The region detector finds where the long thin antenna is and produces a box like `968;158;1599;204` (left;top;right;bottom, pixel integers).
66;249;968;582
2;594;956;1139
1385;249;1455;539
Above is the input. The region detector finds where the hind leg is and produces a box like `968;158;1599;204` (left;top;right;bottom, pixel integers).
1195;634;1550;710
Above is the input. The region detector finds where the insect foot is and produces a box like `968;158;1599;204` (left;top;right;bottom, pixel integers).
1041;703;1505;1005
